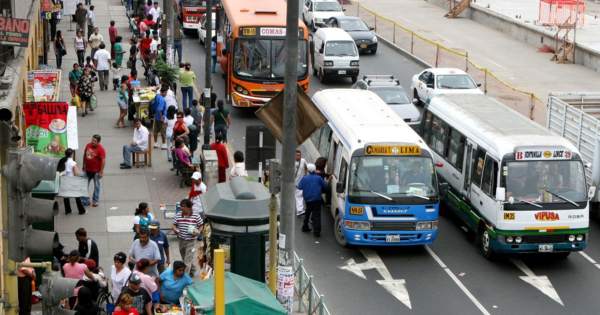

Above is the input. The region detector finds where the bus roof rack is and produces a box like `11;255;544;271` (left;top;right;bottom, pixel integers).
363;75;394;80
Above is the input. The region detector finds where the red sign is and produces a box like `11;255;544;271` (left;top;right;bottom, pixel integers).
0;17;30;47
42;0;52;12
535;211;560;221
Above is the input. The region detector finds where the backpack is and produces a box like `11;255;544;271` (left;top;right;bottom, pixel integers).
132;214;153;233
149;97;156;119
148;73;158;87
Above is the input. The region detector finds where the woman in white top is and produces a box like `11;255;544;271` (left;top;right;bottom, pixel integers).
60;148;87;215
229;151;248;180
110;252;132;301
73;30;87;68
165;105;177;162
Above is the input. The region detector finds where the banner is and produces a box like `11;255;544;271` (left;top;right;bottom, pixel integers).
0;17;30;47
27;70;61;103
24;102;78;158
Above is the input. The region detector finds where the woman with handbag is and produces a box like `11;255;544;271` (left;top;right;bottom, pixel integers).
54;30;67;69
69;64;83;97
73;30;87;68
77;68;94;117
60;148;87;215
128;38;138;72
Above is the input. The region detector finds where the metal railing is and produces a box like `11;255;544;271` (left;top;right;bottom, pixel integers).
294;252;331;315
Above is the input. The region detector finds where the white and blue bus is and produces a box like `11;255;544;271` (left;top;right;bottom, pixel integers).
304;89;445;246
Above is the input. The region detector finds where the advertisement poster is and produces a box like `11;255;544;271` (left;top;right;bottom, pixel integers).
0;17;30;47
63;0;77;16
27;70;61;103
24;102;78;157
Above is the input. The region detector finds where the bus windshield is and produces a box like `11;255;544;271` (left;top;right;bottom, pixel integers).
233;39;308;80
184;0;204;6
349;156;438;198
436;74;477;89
504;161;587;205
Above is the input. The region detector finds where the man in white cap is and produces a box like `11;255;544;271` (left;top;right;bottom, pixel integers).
297;163;331;237
188;171;207;215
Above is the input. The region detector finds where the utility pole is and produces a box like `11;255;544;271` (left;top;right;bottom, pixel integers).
202;0;213;150
278;0;300;311
164;0;174;49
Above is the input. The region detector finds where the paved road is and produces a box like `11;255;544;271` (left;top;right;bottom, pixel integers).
183;35;600;314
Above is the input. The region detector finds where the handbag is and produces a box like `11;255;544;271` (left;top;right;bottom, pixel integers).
89;94;98;109
71;94;81;108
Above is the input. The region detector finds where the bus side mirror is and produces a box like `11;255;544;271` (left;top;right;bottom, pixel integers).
438;182;448;196
336;182;344;193
496;187;506;202
588;186;596;199
413;98;419;105
477;83;482;87
426;83;434;88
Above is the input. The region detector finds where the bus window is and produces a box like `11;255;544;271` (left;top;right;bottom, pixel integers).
339;158;348;193
318;125;332;157
428;116;439;148
471;148;486;187
421;111;432;142
310;126;322;149
481;156;498;197
333;144;343;178
233;38;308;79
447;128;466;172
434;119;448;155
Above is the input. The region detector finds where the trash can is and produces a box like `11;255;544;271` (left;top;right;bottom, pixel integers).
201;177;277;283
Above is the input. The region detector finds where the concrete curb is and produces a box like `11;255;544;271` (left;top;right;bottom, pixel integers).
376;34;433;69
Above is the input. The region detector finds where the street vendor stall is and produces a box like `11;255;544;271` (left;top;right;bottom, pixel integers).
131;82;157;122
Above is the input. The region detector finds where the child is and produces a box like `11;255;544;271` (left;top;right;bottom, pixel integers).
113;294;138;315
111;62;123;90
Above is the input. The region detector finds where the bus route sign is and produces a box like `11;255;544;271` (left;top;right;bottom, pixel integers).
365;145;421;155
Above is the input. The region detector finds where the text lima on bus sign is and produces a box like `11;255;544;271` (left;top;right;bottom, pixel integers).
515;149;572;160
365;145;421;155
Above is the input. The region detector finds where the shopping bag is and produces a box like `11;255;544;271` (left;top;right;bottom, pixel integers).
71;94;81;108
89;94;98;110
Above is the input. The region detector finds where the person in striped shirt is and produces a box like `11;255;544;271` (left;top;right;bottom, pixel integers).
172;199;203;277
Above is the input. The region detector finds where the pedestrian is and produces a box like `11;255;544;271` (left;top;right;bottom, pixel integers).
69;64;83;96
148;69;159;87
115;273;152;315
211;36;217;73
81;260;107;300
172;138;193;170
137;1;147;22
128;38;138;72
85;0;92;6
111;252;132;301
173;20;184;64
126;0;133;11
165;106;177;161
171;110;189;147
210;134;229;183
262;169;270;188
133;202;154;239
210;100;230;143
139;30;153;59
179;62;195;110
63;250;98;289
219;49;228;76
115;36;125;67
161;78;178;109
75;228;99;267
75;4;87;35
121;119;149;169
74;30;87;67
148;220;171;275
298;163;331;237
88;27;103;67
172;199;203;277
18;257;35;315
156;261;194;304
81;134;105;207
112;294;138;315
86;6;95;40
183;108;200;128
49;10;58;41
152;86;168;149
145;0;153;17
109;21;118;60
145;16;156;31
149;2;161;23
229;151;248;180
132;259;158;294
315;157;332;208
77;67;94;117
72;287;99;315
188;172;207;215
150;33;159;57
53;30;67;69
294;150;308;216
112;62;123;90
128;228;161;278
139;16;149;35
94;43;111;91
116;74;129;128
60;149;87;215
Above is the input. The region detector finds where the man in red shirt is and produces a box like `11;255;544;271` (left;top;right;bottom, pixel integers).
210;134;229;183
81;134;106;207
109;20;118;60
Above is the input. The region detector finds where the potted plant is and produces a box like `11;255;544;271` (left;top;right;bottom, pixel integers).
151;60;179;90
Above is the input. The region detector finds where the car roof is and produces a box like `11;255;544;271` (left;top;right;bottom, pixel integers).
331;16;362;21
425;68;469;75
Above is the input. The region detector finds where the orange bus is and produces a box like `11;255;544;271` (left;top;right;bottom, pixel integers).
217;0;310;107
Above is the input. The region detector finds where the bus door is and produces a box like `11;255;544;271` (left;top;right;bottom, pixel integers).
332;144;348;216
460;141;479;224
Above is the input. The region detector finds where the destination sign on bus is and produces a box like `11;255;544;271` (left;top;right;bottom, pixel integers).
515;149;572;160
365;145;421;155
238;27;304;37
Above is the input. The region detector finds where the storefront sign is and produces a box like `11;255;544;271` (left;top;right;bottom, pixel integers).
63;0;77;15
23;102;79;157
27;70;61;103
0;17;30;47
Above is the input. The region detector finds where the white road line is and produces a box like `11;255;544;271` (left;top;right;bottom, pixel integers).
424;246;491;315
484;58;508;70
508;257;563;306
508;257;536;277
579;252;600;270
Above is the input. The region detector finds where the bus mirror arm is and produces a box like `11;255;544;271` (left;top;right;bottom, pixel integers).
336;182;344;194
438;182;448;197
588;186;596;200
495;187;506;202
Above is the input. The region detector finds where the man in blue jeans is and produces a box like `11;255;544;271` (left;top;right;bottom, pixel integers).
297;163;331;237
81;135;106;207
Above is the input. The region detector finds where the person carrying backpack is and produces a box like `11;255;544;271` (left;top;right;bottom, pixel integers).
132;202;153;240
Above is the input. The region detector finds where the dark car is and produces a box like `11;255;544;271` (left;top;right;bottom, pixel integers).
323;16;377;54
352;75;421;130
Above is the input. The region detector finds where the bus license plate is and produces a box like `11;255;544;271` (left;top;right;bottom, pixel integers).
339;70;346;74
539;244;553;252
360;44;367;48
386;235;400;242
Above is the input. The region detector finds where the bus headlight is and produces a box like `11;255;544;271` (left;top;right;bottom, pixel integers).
416;221;438;230
576;234;584;241
411;117;419;122
568;235;575;242
350;60;359;67
324;61;333;67
344;220;370;231
515;236;523;243
234;84;249;95
507;236;514;243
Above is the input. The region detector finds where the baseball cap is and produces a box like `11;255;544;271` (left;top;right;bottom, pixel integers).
307;163;316;173
129;273;142;285
84;259;96;271
148;220;160;229
191;172;202;180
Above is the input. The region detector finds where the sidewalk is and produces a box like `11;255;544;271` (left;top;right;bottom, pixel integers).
351;0;600;123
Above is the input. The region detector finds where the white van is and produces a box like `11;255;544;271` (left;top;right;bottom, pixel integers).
311;28;359;84
303;0;346;31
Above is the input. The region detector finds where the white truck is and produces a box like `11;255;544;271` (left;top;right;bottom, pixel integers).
547;92;600;213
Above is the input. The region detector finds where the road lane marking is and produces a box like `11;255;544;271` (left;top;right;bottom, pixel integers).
424;246;491;315
579;252;600;270
508;257;564;306
338;248;412;309
484;58;508;70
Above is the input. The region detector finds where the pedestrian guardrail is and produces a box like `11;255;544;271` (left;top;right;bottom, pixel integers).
294;252;331;315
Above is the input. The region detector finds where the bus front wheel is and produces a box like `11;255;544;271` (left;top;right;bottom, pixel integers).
334;213;349;247
478;225;496;260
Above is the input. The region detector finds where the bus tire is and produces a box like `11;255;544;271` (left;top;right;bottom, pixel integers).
478;224;496;260
334;213;349;247
413;89;422;106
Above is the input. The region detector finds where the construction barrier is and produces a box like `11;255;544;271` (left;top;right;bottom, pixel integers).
539;0;585;27
346;0;547;124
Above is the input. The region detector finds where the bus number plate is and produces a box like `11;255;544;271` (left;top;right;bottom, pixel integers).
243;28;256;36
539;244;553;252
350;207;363;215
386;235;400;242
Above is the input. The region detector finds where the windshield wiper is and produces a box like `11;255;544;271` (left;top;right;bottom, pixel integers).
517;198;543;208
370;191;394;201
543;189;579;207
406;193;430;200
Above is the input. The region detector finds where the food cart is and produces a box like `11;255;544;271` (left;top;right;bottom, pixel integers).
131;81;157;124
